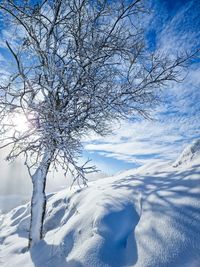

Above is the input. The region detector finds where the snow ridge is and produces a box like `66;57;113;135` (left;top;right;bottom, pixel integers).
173;139;200;167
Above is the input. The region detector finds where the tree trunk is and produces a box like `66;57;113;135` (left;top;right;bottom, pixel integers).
28;150;54;248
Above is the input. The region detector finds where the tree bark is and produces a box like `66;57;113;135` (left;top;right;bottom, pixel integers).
28;150;54;248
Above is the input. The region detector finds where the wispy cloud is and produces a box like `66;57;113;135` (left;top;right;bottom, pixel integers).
84;0;200;171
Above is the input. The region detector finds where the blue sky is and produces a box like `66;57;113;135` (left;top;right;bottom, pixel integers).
0;0;199;178
83;0;200;174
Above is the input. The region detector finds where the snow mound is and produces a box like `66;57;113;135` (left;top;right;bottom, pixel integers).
0;153;200;266
173;139;200;167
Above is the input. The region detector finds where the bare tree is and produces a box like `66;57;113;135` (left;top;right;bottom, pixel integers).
0;0;189;248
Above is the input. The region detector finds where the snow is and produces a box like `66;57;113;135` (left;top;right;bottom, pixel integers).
0;195;29;213
173;139;200;167
0;142;200;267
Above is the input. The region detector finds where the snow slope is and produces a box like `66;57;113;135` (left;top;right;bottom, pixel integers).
0;143;200;267
173;139;200;167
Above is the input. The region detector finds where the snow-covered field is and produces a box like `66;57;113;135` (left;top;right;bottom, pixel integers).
0;141;200;267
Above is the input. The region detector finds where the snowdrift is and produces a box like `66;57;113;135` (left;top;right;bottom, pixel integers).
0;143;200;267
174;139;200;167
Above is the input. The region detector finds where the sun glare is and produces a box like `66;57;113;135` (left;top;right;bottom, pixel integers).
11;113;29;133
